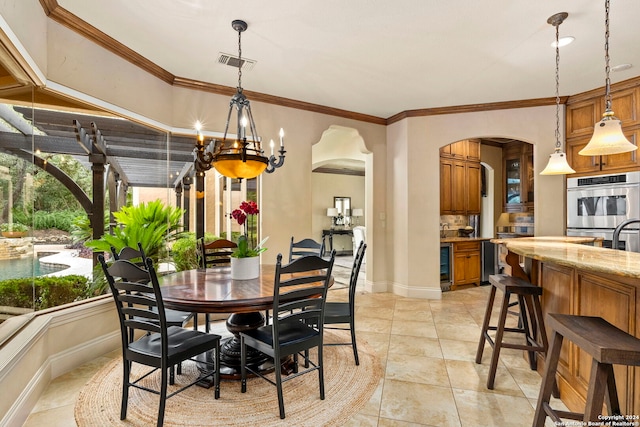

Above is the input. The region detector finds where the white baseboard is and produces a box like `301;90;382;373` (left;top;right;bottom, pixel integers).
391;281;442;299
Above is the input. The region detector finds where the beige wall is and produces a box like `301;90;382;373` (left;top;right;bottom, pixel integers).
0;3;565;296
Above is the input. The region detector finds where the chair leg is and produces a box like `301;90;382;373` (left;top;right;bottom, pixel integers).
205;313;210;333
120;359;131;420
584;360;610;422
533;330;563;427
603;363;620;416
169;365;175;385
476;286;497;364
240;336;247;393
275;356;285;419
318;344;325;400
487;291;510;390
214;340;221;399
350;319;359;366
158;365;168;427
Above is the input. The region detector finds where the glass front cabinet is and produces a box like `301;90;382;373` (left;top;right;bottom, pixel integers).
503;141;533;212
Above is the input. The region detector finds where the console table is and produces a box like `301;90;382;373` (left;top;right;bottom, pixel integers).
322;228;353;256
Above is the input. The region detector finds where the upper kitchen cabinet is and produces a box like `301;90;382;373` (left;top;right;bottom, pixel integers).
440;139;481;215
566;86;640;176
503;141;533;212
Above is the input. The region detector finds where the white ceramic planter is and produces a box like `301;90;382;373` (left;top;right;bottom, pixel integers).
230;256;260;280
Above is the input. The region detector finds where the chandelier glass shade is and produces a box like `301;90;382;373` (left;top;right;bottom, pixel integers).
540;12;575;176
193;19;285;180
579;0;637;157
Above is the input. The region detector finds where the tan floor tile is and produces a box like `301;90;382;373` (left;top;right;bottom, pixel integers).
435;322;481;342
359;376;384;416
385;354;449;386
357;330;390;361
507;366;544;399
440;338;488;363
445;359;525;397
23;403;76;427
394;299;432;312
357;304;395;320
380;379;461;426
378;418;433;426
388;335;442;358
344;413;379;426
432;310;478;326
453;388;536;427
393;307;433;322
390;320;438;338
356;315;393;335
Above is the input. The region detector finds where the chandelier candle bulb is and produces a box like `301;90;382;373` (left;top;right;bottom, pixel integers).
279;128;284;146
270;140;274;156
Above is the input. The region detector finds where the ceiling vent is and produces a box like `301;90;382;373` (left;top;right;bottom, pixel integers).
217;53;256;71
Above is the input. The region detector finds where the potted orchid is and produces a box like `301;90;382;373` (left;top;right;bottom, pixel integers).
230;201;268;279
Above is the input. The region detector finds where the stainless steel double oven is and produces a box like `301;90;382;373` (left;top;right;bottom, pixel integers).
566;171;640;251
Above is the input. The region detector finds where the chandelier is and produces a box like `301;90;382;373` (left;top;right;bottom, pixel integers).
579;0;636;156
540;12;575;175
194;19;286;180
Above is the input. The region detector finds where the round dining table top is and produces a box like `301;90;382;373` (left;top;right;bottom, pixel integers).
158;265;332;314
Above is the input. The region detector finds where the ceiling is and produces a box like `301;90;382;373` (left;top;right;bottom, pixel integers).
53;0;640;119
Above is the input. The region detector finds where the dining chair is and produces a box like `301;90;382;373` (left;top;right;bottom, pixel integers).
111;244;195;332
289;236;325;262
98;255;221;427
323;240;366;365
196;238;238;332
240;250;336;419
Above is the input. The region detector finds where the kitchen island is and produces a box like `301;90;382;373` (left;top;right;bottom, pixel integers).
493;237;639;416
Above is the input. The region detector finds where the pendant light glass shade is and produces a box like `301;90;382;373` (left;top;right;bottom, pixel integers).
578;112;637;156
540;151;575;175
579;0;637;157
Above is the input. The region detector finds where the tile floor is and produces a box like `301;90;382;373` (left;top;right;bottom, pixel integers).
23;258;567;426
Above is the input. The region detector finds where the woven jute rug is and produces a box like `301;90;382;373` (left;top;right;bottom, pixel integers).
75;330;382;426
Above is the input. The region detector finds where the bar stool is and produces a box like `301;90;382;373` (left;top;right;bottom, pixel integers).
475;274;548;389
533;314;640;426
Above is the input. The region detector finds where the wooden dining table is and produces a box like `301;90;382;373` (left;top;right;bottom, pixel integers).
158;264;332;381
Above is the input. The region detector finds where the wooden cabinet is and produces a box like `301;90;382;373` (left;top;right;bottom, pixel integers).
503;141;534;212
440;139;481;215
452;241;481;289
566;86;640;176
536;262;640;415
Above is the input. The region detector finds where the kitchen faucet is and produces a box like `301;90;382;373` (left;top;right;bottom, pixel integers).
612;218;640;250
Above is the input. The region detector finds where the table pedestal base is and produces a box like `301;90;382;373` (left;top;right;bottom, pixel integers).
197;311;287;386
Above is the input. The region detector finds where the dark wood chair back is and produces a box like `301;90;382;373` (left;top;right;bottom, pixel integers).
289;237;325;262
198;238;237;268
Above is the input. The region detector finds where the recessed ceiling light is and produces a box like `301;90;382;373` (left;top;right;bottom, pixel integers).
612;63;633;72
551;36;574;47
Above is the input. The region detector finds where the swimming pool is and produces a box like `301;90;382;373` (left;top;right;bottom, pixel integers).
0;254;67;281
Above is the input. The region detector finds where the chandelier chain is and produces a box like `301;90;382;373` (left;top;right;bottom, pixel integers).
604;0;611;111
555;22;561;149
237;26;243;89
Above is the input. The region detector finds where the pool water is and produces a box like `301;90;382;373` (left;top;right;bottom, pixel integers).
0;255;66;281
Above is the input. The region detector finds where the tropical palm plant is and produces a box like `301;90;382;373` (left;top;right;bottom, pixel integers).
85;199;185;263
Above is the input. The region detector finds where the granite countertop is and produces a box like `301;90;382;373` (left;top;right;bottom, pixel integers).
492;236;640;278
440;237;492;243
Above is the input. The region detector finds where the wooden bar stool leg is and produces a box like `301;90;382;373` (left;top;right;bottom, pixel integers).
533;330;563;427
516;294;537;370
584;359;610;422
475;286;497;364
487;291;511;390
603;363;621;416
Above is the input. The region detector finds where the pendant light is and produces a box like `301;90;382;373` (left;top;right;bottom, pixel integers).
541;12;575;175
579;0;637;156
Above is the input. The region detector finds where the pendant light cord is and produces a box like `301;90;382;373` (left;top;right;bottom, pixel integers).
554;22;561;150
604;0;612;112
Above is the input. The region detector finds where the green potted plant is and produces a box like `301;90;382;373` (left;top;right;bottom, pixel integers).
230;201;267;280
0;222;29;238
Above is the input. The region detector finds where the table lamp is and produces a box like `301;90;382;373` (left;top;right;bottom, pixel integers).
327;208;338;228
352;208;363;226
